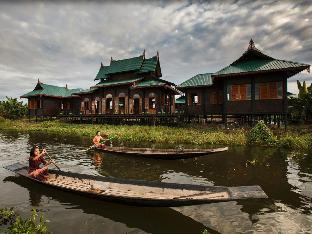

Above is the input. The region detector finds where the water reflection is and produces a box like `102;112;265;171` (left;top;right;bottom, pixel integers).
92;153;103;169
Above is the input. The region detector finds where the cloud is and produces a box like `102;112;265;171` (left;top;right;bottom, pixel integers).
0;0;311;100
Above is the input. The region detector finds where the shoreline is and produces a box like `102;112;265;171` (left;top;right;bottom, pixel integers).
0;119;311;152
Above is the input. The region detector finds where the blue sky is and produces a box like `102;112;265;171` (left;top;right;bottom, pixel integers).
0;0;311;100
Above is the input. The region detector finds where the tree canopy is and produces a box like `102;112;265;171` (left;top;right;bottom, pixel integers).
0;97;27;119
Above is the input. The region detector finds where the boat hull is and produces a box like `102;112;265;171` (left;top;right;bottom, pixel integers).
4;163;267;207
96;146;229;159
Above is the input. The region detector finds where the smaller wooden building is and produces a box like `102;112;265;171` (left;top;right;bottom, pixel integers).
178;39;310;123
21;80;82;117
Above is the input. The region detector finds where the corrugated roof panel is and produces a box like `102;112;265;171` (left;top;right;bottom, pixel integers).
214;59;309;76
134;79;166;88
94;77;143;87
178;73;213;88
175;96;185;104
106;56;144;74
139;56;158;73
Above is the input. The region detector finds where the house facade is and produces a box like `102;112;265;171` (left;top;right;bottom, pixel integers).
75;51;179;115
178;39;310;122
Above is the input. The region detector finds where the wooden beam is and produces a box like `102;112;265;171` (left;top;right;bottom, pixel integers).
251;77;255;124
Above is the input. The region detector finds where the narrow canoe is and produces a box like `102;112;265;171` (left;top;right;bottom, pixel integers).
95;146;229;159
4;163;267;206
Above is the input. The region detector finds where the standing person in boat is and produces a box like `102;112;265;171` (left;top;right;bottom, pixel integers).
28;145;51;180
93;131;107;149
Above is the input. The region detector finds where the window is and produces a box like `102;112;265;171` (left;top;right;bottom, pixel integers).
149;97;156;109
36;99;41;108
106;99;113;110
148;93;156;110
191;93;199;105
28;99;41;109
165;94;171;105
228;84;251;101
84;101;89;110
255;82;283;100
105;94;113;112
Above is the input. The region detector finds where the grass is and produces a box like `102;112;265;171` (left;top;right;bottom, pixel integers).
0;118;311;152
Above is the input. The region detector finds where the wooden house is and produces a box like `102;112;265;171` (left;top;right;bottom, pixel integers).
75;51;179;115
178;39;310;123
21;80;82;117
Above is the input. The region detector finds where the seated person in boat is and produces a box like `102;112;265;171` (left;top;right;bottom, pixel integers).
93;131;107;148
28;145;51;180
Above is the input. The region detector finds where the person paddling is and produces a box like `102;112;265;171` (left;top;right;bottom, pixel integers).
28;145;52;180
93;131;107;149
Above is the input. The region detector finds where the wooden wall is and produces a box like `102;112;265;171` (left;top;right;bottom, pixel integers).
182;71;288;116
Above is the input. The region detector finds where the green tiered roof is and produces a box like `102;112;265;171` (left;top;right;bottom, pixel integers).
108;56;144;75
134;79;166;88
213;39;310;77
21;82;82;98
95;53;160;80
214;59;309;76
178;73;213;88
139;56;158;74
94;77;143;88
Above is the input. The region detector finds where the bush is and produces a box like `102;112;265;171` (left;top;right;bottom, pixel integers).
0;116;6;123
0;97;27;119
0;208;49;234
247;121;276;145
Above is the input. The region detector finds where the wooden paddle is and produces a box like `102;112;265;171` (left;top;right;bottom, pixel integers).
41;144;61;171
46;153;61;171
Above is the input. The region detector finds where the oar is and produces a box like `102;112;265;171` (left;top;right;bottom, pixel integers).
46;153;61;171
82;144;96;152
40;144;61;171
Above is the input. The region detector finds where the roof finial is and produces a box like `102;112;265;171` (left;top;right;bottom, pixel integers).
143;49;146;59
101;62;103;67
65;84;68;89
111;57;113;62
37;78;40;83
157;51;159;59
248;38;255;50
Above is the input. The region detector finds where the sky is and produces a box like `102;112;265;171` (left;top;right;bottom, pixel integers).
0;0;311;100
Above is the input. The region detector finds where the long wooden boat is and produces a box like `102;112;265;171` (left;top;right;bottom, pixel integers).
5;163;267;206
95;146;229;159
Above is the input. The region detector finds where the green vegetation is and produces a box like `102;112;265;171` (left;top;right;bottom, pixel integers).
247;120;275;145
0;119;246;147
0;119;311;152
0;97;27;120
0;208;49;234
288;80;312;122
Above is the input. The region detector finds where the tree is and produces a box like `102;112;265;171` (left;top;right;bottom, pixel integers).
289;81;312;122
297;80;308;99
0;97;27;119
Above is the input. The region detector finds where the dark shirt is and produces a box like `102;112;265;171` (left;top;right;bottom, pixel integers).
28;156;47;173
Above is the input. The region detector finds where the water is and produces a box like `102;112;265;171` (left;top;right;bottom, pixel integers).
0;130;311;233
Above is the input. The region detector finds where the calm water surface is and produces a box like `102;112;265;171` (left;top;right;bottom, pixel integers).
0;130;311;233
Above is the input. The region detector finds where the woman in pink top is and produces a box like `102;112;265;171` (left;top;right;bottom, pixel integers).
28;145;51;180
